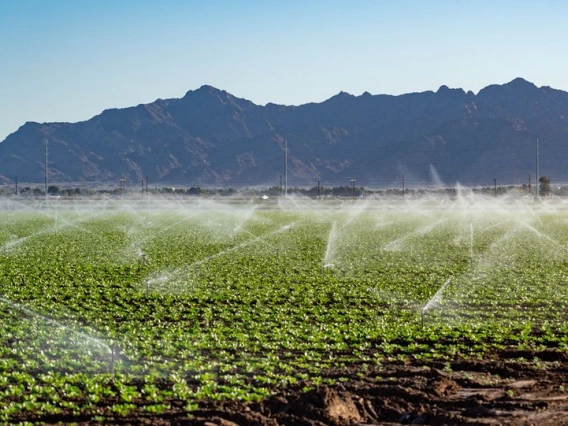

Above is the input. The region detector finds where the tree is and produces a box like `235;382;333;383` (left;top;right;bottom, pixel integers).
47;185;60;195
539;176;552;196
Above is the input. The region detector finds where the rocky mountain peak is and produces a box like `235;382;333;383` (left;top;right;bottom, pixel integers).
326;91;354;102
505;77;538;89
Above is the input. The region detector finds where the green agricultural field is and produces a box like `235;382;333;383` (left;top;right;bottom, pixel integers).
1;195;568;423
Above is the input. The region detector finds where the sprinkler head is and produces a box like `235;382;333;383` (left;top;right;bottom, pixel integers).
110;342;115;376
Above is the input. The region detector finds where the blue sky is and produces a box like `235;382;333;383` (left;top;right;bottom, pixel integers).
1;0;567;141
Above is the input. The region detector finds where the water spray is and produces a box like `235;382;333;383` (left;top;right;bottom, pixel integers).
323;221;337;269
470;223;474;269
110;341;116;375
421;278;452;327
0;296;113;368
145;222;295;292
138;251;149;296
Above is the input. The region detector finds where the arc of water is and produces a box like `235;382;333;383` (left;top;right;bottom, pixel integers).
421;219;549;325
231;205;258;236
383;217;445;251
421;278;452;326
0;212;113;252
122;208;207;261
0;296;111;354
375;220;395;230
145;222;295;292
236;227;278;251
429;164;445;189
470;223;474;269
340;200;370;230
521;222;568;253
131;210;201;242
478;219;508;233
323;221;337;268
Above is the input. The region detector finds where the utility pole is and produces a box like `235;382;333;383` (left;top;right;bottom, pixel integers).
350;178;356;200
536;137;540;199
494;178;497;197
279;174;283;197
45;140;48;198
120;178;126;195
141;178;144;193
317;179;321;199
284;140;288;199
528;173;531;194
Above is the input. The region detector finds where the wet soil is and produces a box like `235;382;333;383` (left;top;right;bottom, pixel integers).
30;350;568;425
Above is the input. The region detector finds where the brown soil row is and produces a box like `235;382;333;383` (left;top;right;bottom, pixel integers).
32;351;568;425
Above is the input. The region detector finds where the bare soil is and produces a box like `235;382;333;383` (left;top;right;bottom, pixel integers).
32;350;568;425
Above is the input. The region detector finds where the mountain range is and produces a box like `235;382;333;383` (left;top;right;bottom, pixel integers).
2;77;567;188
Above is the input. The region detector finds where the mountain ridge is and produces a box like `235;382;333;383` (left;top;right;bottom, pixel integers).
1;78;567;187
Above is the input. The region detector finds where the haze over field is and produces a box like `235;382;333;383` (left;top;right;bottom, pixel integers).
3;194;568;423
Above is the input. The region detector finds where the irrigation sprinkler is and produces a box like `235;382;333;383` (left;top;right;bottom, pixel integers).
110;341;115;375
421;278;452;328
45;140;48;200
284;140;288;199
350;179;356;200
0;295;114;375
322;264;333;281
536;137;540;199
528;173;531;194
470;223;474;269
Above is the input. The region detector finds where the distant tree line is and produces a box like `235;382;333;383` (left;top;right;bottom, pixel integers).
0;177;559;198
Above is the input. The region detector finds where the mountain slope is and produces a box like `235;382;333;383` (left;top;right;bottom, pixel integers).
1;78;567;187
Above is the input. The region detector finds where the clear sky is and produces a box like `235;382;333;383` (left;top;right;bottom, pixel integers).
1;0;568;141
